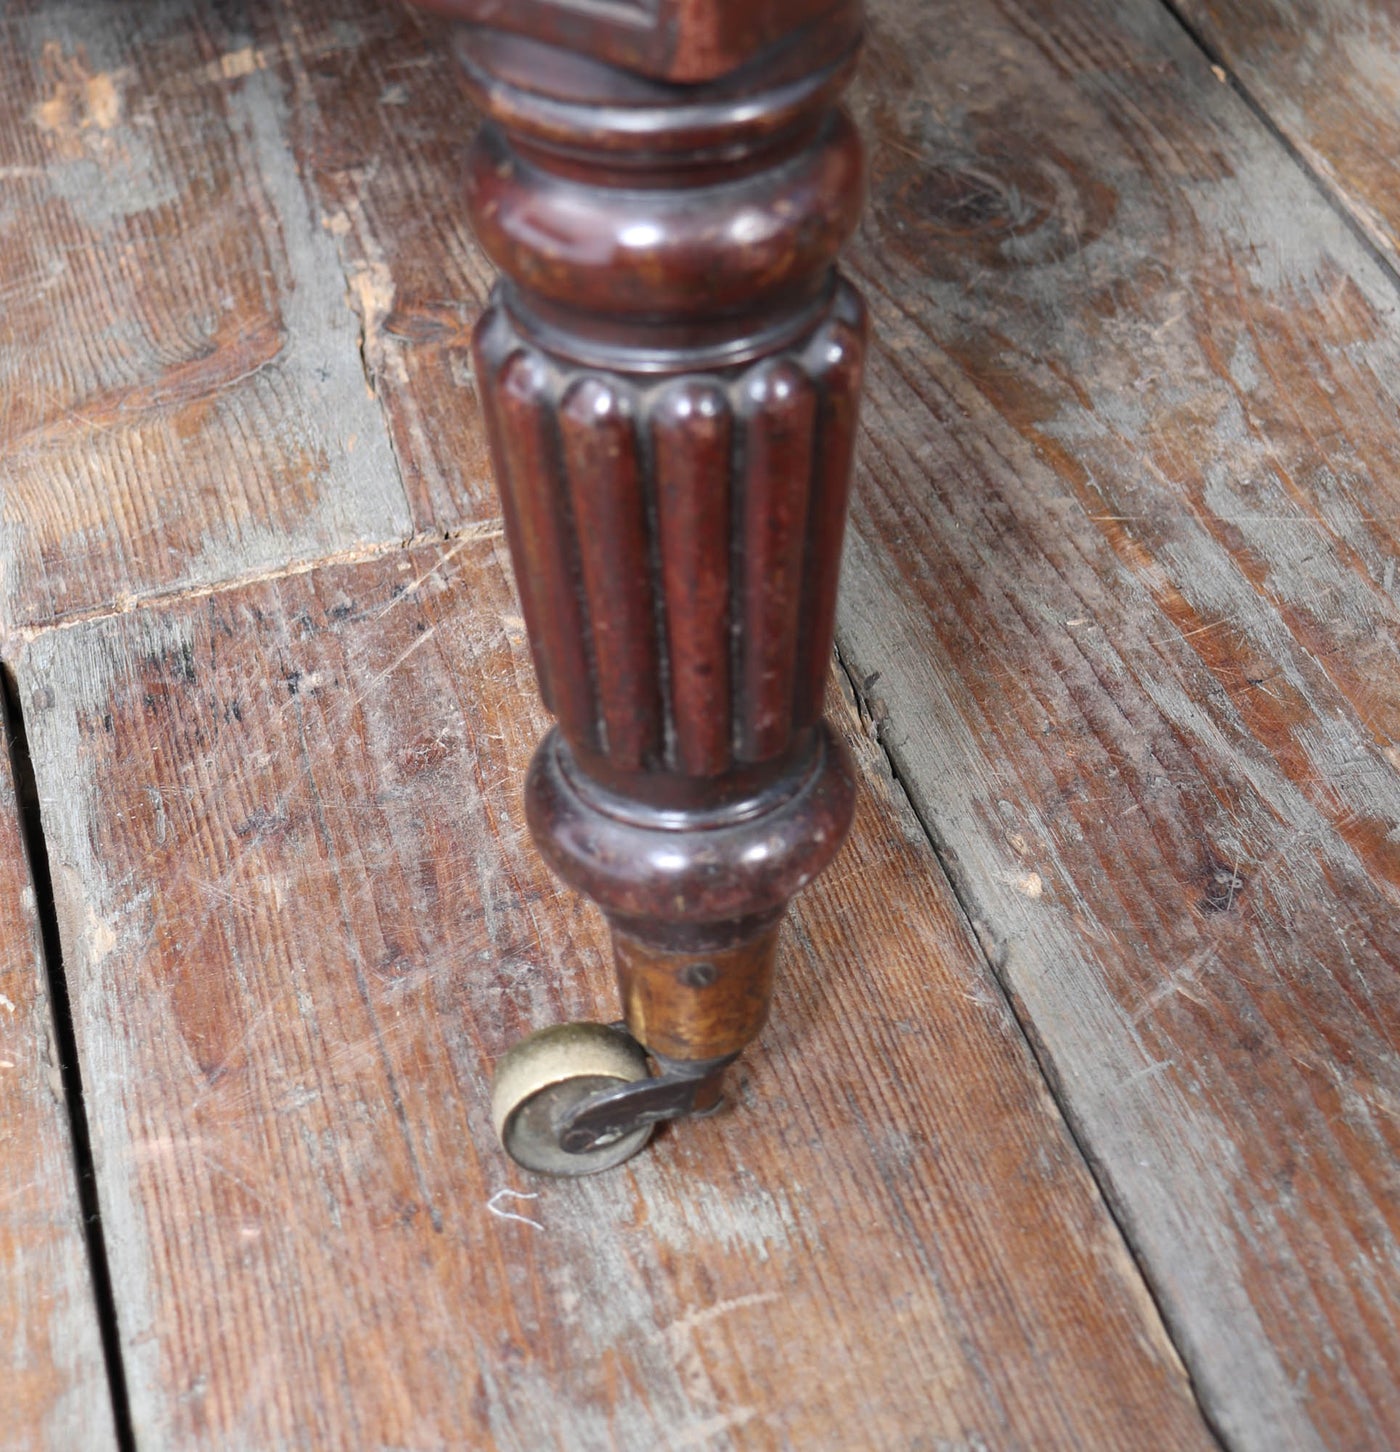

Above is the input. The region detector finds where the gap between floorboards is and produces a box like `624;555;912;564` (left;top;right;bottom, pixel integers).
1;665;137;1452
1153;0;1400;296
832;640;1231;1452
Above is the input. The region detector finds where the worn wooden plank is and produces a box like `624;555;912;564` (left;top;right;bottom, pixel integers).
15;539;1213;1451
1172;0;1400;261
831;1;1400;1449
258;0;500;533
0;710;116;1447
0;0;408;631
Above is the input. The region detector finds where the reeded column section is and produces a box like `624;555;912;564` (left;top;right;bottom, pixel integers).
458;11;868;1069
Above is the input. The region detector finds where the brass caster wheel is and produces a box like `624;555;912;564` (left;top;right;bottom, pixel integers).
490;1022;654;1177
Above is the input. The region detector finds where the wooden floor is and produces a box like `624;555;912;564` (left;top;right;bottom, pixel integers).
3;0;1399;1447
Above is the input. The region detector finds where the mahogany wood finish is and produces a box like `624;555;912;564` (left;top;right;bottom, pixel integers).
422;0;871;1117
412;0;857;82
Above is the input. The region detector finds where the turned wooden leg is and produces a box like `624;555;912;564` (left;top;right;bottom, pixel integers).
419;4;868;1172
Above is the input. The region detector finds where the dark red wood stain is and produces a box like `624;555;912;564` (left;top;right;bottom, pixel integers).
738;358;817;762
492;349;599;751
560;376;662;770
794;291;866;729
653;379;735;776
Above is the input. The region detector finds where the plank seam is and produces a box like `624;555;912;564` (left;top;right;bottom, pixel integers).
831;640;1230;1452
0;521;505;647
0;666;136;1452
1153;0;1400;295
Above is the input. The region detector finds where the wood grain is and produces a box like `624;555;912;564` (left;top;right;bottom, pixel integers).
16;539;1213;1451
0;0;409;632
1172;0;1400;261
257;0;500;533
0;711;115;1448
834;0;1400;1448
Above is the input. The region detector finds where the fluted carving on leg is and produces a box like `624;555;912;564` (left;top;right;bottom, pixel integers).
473;282;867;791
653;379;732;778
559;377;661;773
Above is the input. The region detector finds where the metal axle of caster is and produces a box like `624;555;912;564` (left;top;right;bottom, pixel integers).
490;1023;738;1177
556;1041;735;1155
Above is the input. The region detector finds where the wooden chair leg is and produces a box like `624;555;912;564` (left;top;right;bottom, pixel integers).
427;10;868;1173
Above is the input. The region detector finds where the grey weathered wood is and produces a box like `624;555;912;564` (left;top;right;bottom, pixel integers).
260;0;501;534
15;539;1214;1451
0;713;116;1449
833;0;1400;1448
0;0;409;632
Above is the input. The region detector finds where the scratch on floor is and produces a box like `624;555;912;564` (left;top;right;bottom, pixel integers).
5;522;504;645
370;530;497;621
668;1408;760;1447
664;1292;781;1344
486;1188;543;1231
340;624;437;716
1117;1058;1175;1090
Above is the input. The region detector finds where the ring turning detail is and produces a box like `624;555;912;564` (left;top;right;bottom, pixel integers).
430;0;869;1172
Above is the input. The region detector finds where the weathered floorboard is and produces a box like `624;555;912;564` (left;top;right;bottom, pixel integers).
259;0;501;533
15;539;1214;1451
0;709;116;1448
1172;0;1400;260
831;0;1400;1448
0;0;408;631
